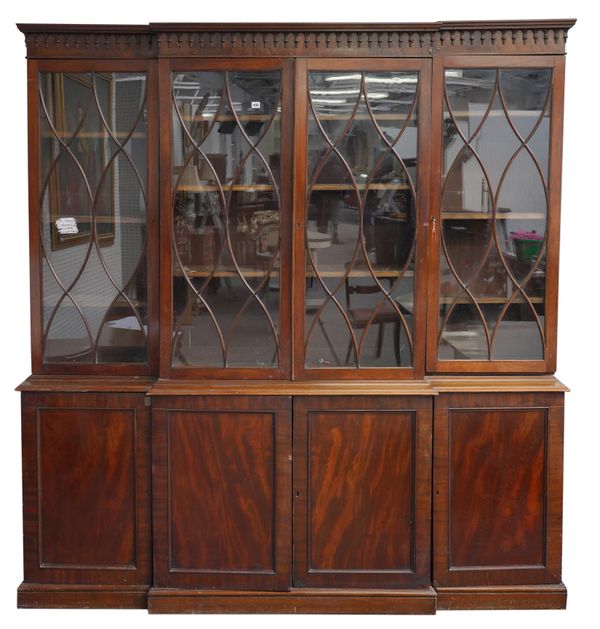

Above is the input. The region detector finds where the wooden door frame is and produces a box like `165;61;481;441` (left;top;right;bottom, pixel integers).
158;57;294;380
426;54;565;374
28;58;159;376
292;57;432;380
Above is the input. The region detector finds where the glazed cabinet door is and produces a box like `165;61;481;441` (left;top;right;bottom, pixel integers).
152;396;292;590
293;395;432;588
428;56;564;373
30;60;158;374
433;392;564;587
294;58;430;379
21;392;151;587
160;59;293;379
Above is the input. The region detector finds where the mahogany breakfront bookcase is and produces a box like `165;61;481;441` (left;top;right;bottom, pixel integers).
16;20;574;614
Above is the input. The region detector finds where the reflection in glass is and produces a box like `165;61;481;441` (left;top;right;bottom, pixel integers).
39;72;148;363
305;71;419;368
439;68;551;361
171;70;281;367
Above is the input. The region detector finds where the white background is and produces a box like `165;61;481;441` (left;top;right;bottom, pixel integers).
0;1;598;627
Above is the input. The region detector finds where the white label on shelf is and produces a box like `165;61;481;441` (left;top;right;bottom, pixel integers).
55;217;78;235
251;101;261;109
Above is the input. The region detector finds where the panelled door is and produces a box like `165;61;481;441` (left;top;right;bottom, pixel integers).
433;392;564;586
152;395;292;590
21;392;151;586
293;395;432;588
293;58;431;379
152;394;433;591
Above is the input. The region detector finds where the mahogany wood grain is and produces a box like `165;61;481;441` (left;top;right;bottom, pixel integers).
414;58;433;381
426;375;568;393
148;586;437;614
169;411;275;571
146;59;161;376
279;58;295;380
18;22;576;60
148;378;435;396
291;56;308;381
309;411;414;570
19;21;577;33
157;56;172;379
544;55;566;373
436;583;567;610
450;409;546;568
21;392;151;585
425;52;444;377
39;408;137;568
293;395;432;588
17;583;149;609
433;392;564;587
152;396;292;590
27;58;42;373
17;375;155;393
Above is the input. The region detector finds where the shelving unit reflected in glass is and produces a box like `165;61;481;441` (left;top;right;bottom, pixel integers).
39;71;149;364
439;67;552;361
303;69;420;369
170;70;283;368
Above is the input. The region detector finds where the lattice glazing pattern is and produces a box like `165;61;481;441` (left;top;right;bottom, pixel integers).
305;71;419;368
171;71;282;368
39;72;148;364
439;68;552;361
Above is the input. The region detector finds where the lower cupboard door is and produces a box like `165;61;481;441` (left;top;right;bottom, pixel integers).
152;396;292;590
293;396;432;588
21;392;151;586
433;392;564;587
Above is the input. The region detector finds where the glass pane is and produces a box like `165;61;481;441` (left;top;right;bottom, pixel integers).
171;70;282;368
39;71;148;364
439;67;551;361
305;70;418;368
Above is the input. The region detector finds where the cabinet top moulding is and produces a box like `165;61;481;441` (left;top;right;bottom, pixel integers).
17;20;576;59
16;375;156;393
147;379;437;397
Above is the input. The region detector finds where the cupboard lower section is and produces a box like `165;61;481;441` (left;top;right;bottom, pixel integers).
151;395;292;591
19;391;152;591
433;392;565;590
17;381;567;613
292;396;432;589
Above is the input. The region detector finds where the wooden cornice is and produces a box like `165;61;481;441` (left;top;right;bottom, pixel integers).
17;20;576;59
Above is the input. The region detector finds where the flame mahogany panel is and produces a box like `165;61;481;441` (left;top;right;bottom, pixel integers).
293;395;432;588
21;392;151;586
433;392;564;587
152;395;292;590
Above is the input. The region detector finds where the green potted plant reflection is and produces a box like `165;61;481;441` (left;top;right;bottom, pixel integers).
510;229;544;263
